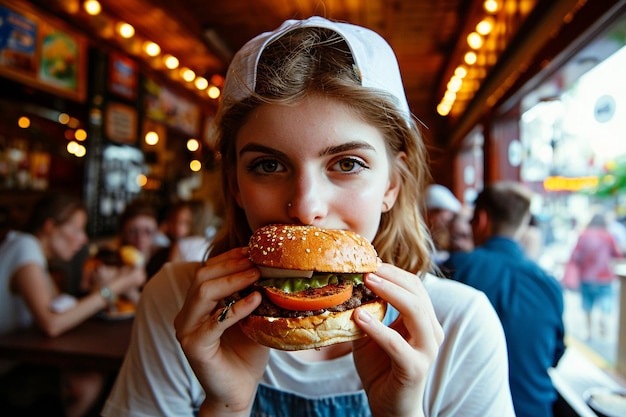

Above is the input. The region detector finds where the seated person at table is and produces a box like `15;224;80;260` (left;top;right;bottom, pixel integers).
169;199;222;262
83;198;161;299
0;194;145;417
444;181;565;417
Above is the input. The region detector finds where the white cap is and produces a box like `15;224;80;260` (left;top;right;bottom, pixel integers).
222;16;411;122
426;184;461;212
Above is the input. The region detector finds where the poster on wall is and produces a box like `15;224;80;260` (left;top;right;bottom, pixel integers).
38;27;80;92
105;102;138;145
144;77;200;136
109;52;138;100
0;3;86;101
0;5;37;76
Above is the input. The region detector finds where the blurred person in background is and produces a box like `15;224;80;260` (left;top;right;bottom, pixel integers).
148;200;196;270
448;205;474;253
168;199;221;262
0;194;145;417
606;209;626;255
155;200;194;247
424;184;461;264
84;199;160;291
567;212;622;339
444;181;565;417
520;214;544;263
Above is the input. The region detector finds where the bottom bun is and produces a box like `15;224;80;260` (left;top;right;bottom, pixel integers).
240;299;387;351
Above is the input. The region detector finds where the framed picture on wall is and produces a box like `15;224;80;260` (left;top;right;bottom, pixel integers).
109;52;138;100
0;2;87;102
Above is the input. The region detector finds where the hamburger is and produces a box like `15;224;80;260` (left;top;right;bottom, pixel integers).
238;224;387;350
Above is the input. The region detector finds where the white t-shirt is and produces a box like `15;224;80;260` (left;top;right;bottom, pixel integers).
175;236;211;262
0;231;46;335
103;262;515;417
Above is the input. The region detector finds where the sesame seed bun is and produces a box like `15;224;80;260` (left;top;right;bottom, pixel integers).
241;224;385;350
248;224;378;272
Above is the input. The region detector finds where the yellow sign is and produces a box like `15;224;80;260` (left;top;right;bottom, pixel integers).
543;176;598;192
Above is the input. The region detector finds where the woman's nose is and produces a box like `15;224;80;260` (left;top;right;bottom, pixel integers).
287;171;328;225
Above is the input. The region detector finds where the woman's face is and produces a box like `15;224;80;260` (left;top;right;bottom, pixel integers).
234;95;401;242
49;210;88;261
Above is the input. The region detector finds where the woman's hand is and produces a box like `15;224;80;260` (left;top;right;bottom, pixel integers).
352;263;444;417
174;247;268;416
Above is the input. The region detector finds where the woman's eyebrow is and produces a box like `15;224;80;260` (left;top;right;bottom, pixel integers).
239;140;376;158
319;141;376;157
239;143;288;158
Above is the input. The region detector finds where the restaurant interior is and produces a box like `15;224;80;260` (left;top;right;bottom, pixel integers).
1;0;626;416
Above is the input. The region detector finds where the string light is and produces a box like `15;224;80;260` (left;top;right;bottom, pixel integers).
18;116;30;128
484;0;499;14
145;131;159;145
207;86;220;99
143;41;161;57
83;0;101;16
189;160;202;172
187;138;200;152
194;76;208;90
180;67;196;82
163;54;179;69
116;22;135;39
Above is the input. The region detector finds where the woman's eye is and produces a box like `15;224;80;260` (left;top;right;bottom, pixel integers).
249;158;285;174
334;158;367;173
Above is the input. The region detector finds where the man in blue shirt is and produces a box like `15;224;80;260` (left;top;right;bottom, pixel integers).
444;181;565;417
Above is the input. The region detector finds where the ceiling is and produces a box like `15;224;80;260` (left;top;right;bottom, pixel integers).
20;0;608;146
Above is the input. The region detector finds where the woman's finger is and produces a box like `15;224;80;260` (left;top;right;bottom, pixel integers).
363;265;443;349
179;265;260;331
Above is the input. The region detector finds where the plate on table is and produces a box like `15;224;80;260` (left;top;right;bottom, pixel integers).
98;300;136;321
583;387;626;417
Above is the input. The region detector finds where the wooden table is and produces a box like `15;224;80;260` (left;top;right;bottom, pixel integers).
0;318;133;372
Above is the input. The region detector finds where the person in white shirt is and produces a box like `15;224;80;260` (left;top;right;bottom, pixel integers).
103;16;514;417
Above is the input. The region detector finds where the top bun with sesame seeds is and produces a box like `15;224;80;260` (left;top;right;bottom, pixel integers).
239;224;386;351
248;224;378;272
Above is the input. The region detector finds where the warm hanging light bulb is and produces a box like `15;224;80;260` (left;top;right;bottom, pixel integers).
145;131;159;145
74;144;87;157
437;103;451;116
18;116;30;128
476;17;494;36
187;138;200;152
83;0;102;15
467;32;483;49
484;0;499;13
447;76;463;93
207;86;220;99
58;113;70;124
454;66;467;78
163;54;179;69
143;41;161;57
117;22;135;39
464;51;477;65
194;76;208;90
189;160;202;172
75;129;87;141
136;174;148;187
180;67;196;82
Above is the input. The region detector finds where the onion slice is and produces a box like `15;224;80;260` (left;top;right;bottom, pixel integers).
257;266;314;279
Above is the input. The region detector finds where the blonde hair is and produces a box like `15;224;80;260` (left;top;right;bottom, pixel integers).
210;27;433;274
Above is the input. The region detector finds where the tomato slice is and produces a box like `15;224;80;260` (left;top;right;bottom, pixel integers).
264;282;353;311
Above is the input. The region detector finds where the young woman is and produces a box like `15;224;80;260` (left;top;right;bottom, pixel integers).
103;17;514;417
